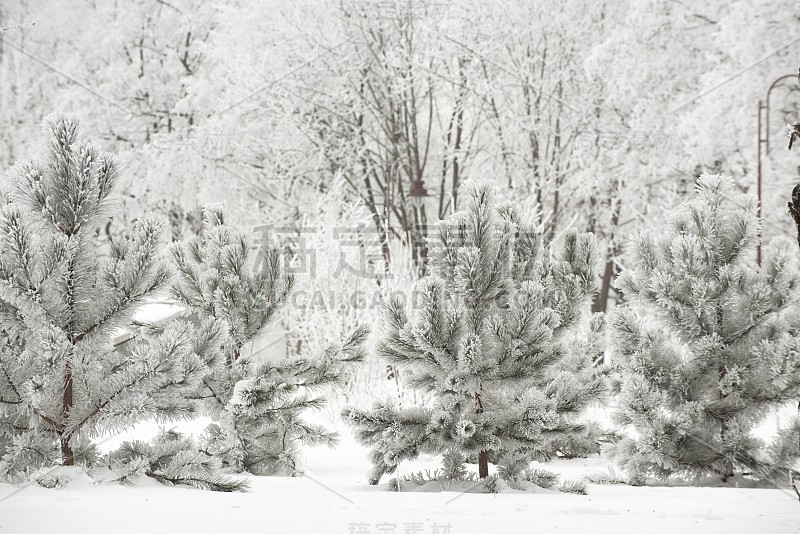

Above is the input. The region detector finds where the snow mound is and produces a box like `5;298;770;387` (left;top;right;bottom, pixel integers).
30;466;95;489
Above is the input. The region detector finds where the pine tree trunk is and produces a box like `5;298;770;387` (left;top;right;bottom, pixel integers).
475;389;488;478
719;413;733;482
60;361;74;466
60;436;74;466
61;250;78;467
478;450;489;478
718;363;732;482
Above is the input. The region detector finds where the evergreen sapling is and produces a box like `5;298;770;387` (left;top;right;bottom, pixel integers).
610;174;800;483
170;205;367;475
0;115;228;484
344;179;604;486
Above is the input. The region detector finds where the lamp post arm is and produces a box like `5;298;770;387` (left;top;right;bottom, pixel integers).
765;73;798;154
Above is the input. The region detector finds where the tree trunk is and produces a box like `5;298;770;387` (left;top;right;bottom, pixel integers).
719;419;733;483
591;256;616;314
478;450;489;478
475;389;488;478
62;248;79;467
60;435;74;466
60;361;74;466
718;358;733;482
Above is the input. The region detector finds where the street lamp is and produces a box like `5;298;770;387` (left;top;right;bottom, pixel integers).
756;72;797;266
385;159;430;226
408;178;429;208
382;160;431;270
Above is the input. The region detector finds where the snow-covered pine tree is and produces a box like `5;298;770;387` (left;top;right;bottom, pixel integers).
0;114;227;481
170;205;367;475
610;174;800;483
343;179;604;485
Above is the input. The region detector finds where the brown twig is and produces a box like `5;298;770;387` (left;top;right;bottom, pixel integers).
789;122;800;150
788;184;800;250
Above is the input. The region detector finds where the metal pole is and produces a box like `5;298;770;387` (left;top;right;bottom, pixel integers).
757;99;764;266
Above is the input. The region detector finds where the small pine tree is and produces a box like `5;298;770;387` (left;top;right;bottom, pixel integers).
0;115;226;480
343;179;603;485
610;174;800;483
170;205;367;475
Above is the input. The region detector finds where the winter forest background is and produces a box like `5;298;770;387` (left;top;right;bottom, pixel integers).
2;1;800;533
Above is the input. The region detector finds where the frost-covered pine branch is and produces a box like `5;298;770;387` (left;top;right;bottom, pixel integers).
105;428;247;492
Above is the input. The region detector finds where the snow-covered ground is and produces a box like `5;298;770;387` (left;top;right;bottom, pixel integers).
1;419;799;534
